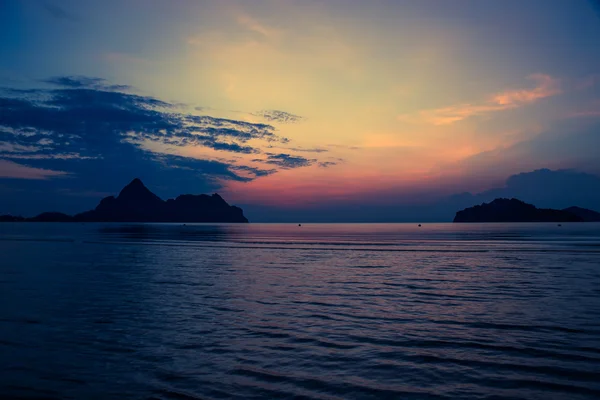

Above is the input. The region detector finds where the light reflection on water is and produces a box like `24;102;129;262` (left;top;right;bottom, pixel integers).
1;223;600;399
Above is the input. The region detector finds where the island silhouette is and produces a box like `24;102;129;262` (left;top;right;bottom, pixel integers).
3;186;600;224
0;178;248;223
454;198;600;223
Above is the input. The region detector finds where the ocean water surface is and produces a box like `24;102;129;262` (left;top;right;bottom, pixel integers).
1;222;600;399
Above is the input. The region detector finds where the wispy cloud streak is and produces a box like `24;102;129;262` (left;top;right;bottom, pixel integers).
399;74;561;125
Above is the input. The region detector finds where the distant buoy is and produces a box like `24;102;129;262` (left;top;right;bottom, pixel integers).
418;224;422;227
298;224;302;227
557;224;562;227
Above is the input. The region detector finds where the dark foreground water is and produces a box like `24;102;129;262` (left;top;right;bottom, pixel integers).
1;223;600;400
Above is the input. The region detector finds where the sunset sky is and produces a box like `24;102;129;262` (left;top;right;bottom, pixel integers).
1;0;600;220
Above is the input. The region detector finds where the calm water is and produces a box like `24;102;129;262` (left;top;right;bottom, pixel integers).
1;223;600;400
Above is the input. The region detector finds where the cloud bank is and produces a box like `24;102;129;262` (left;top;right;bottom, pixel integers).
0;76;327;214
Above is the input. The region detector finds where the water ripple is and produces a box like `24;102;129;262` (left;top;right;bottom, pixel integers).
1;222;600;399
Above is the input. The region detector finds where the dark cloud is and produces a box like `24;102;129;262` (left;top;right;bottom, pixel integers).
183;115;281;142
229;165;277;177
202;140;258;154
41;2;78;22
106;84;133;92
474;169;600;210
125;114;285;154
408;169;600;222
255;153;315;169
318;161;338;168
44;76;105;88
0;76;344;216
43;76;134;92
0;83;285;161
0;77;302;215
253;110;305;124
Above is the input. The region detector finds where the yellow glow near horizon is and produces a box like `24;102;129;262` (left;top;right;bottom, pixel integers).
101;1;598;205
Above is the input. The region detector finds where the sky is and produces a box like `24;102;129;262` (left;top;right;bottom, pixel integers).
1;0;600;221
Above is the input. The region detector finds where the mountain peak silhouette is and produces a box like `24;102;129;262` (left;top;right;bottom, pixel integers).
123;177;144;190
117;178;163;204
69;179;248;222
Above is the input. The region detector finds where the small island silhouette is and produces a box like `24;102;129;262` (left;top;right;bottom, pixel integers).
453;198;600;223
0;178;248;223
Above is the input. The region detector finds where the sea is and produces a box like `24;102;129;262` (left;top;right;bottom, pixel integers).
1;222;600;400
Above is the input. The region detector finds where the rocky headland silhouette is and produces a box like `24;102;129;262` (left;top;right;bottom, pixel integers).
454;198;600;223
562;206;600;222
0;178;248;223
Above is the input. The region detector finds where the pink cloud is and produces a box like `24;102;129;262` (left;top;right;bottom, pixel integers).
236;14;281;39
0;159;68;180
400;74;561;125
413;103;507;126
568;99;600;118
492;74;560;106
569;110;600;118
